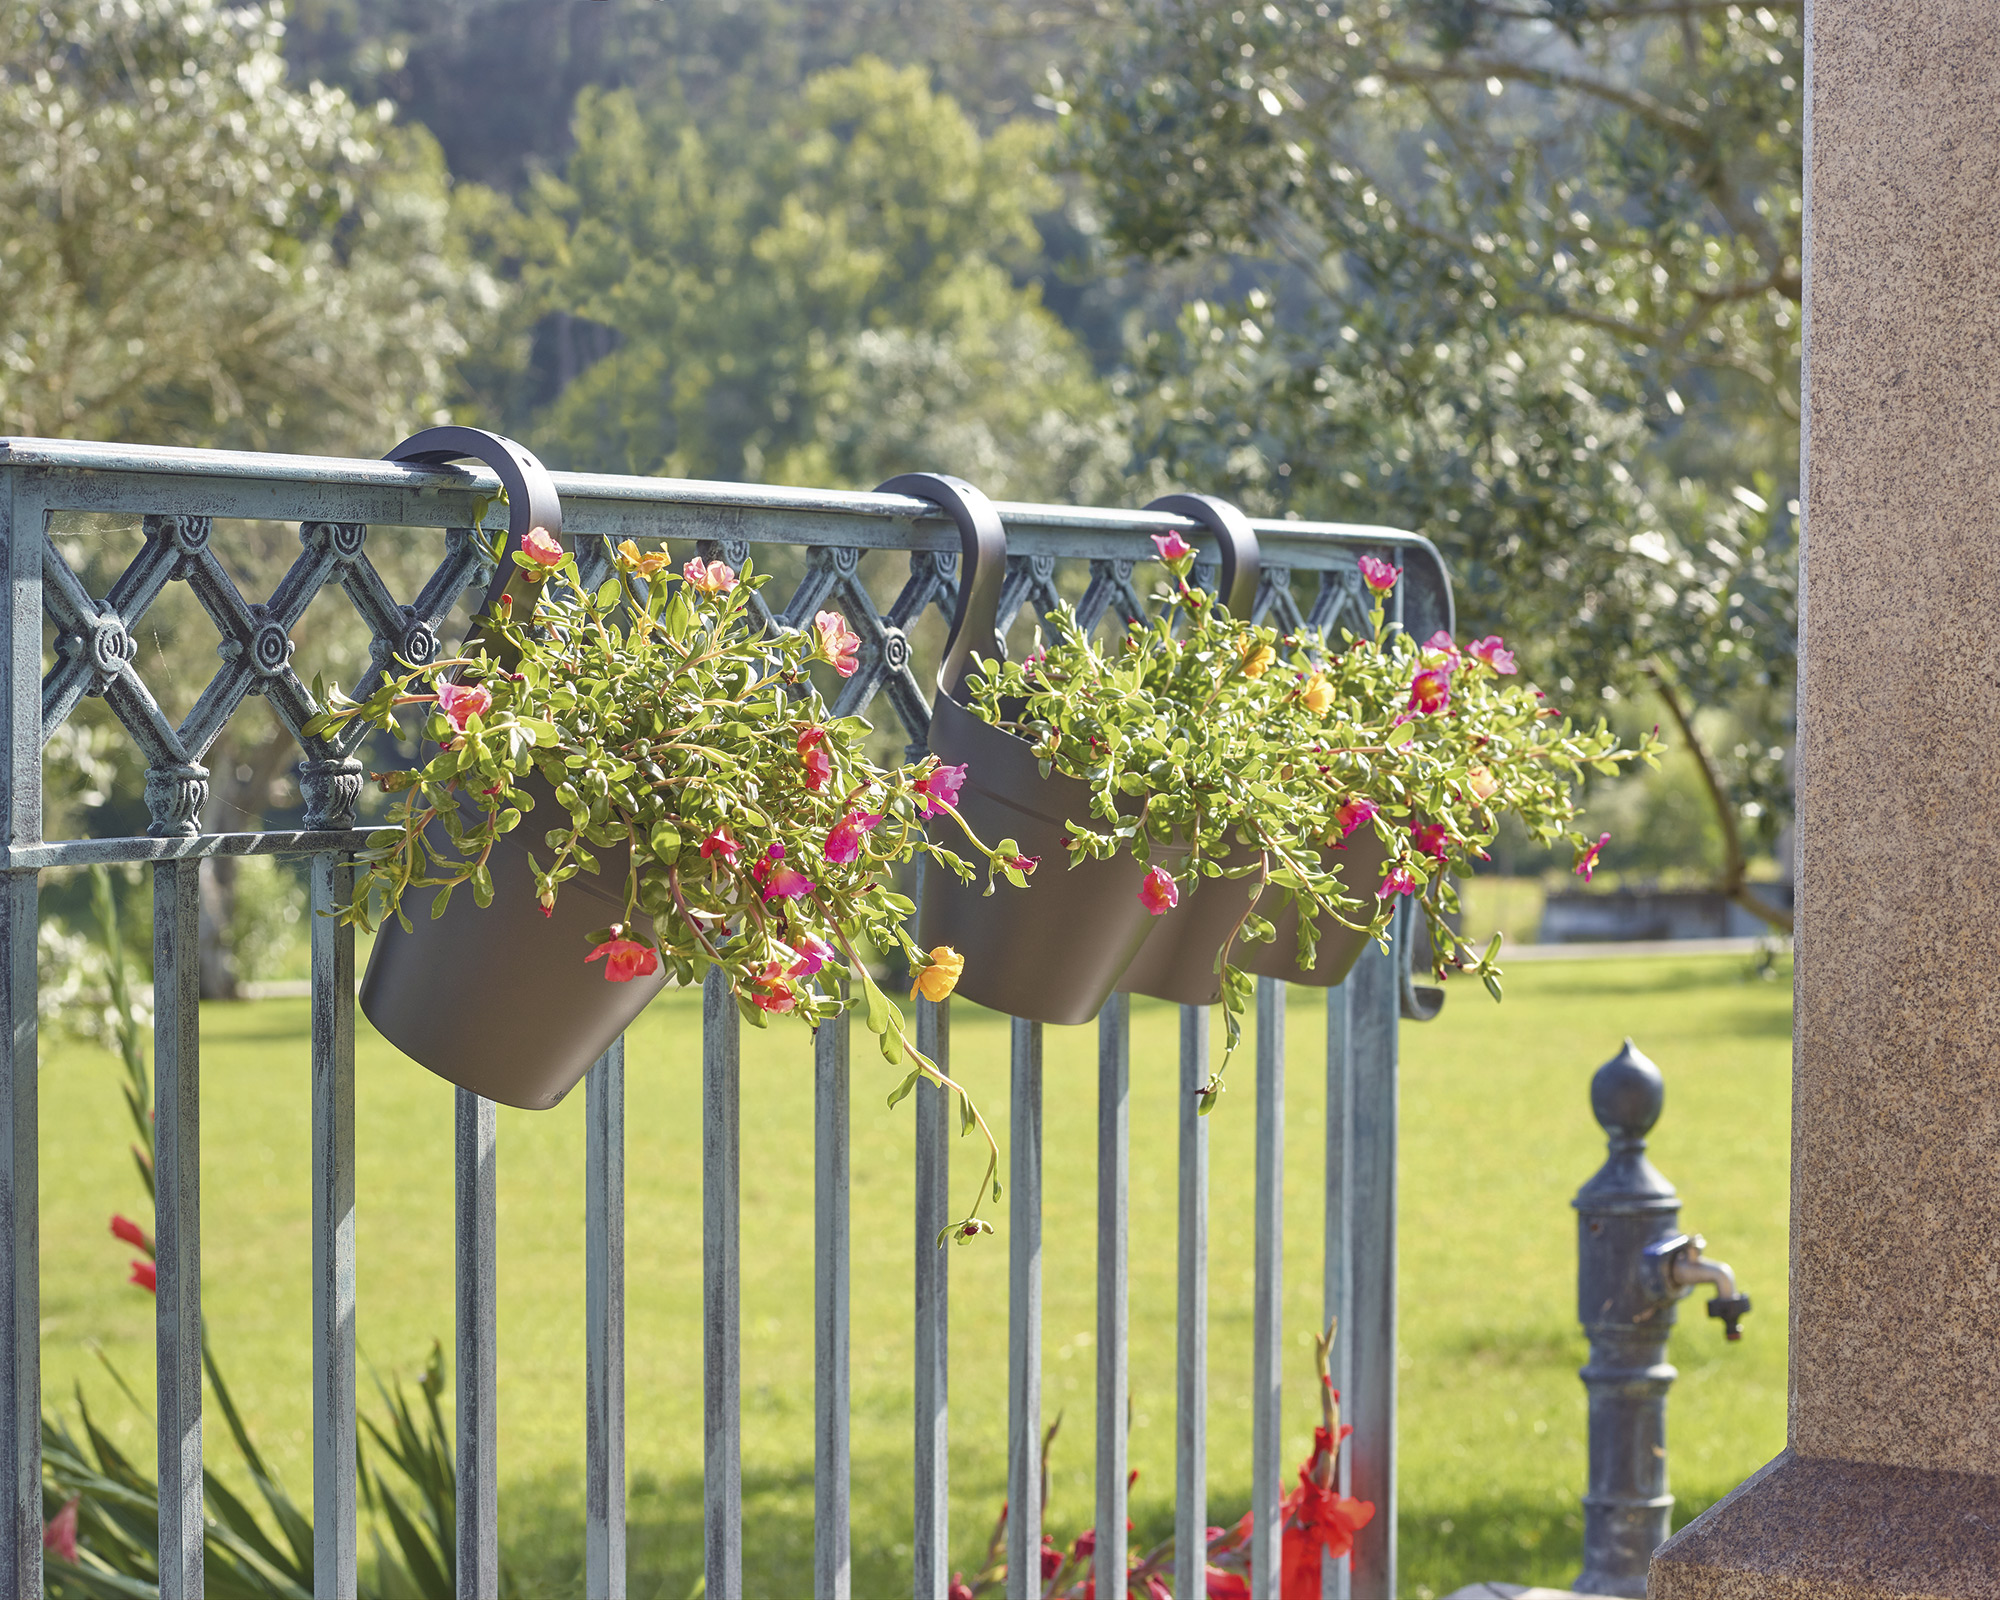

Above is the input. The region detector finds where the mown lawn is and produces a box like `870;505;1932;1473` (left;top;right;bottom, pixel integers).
37;950;1791;1597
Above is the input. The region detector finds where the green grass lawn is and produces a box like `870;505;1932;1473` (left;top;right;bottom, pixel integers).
37;950;1791;1597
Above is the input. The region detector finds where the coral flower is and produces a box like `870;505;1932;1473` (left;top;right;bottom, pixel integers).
700;827;742;868
521;527;564;570
911;946;965;1002
1298;670;1333;714
586;938;661;983
749;962;797;1013
129;1259;157;1293
683;555;737;594
1404;666;1451;717
814;610;862;677
1467;635;1518;674
43;1497;77;1565
1335;796;1379;838
1241;642;1276;678
434;680;491;732
1467;764;1498;801
752;844;814;901
1377;865;1418;899
913;762;968;819
797;726;833;791
1575;832;1610;882
823;811;883;865
1139;864;1180;916
110;1213;150;1252
1410;821;1450;861
789;935;836;979
1151;530;1195;564
1357;555;1401;594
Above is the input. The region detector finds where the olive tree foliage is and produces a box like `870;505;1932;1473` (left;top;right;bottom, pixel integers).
2;0;510;991
521;58;1126;503
1063;0;1801;917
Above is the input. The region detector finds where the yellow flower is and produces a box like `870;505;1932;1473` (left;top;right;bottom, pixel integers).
1298;670;1333;714
911;945;965;1002
1467;765;1498;801
1241;642;1276;678
615;538;670;577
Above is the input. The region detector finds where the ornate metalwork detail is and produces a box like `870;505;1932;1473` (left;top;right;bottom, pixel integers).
160;515;212;560
303;521;368;563
399;614;439;668
247;614;296;679
145;762;209;838
880;627;911;672
299;757;367;830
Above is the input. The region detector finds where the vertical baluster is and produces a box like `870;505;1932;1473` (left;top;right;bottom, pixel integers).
586;1039;626;1600
1346;938;1399;1600
913;998;950;1600
703;969;742;1600
1251;977;1286;1600
455;1088;498;1598
153;859;202;1600
1095;996;1130;1588
1006;1018;1043;1600
1174;1004;1209;1600
312;857;357;1597
0;866;36;1598
1321;982;1355;1600
815;1011;851;1600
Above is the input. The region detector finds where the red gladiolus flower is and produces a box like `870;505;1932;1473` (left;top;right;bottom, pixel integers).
752;844;814;902
1468;635;1518;674
1410;821;1450;861
1152;530;1195;564
1403;667;1451;717
434;681;491;732
44;1497;77;1565
683;555;737;595
1574;832;1610;882
1335;797;1378;838
798;726;834;791
823;811;883;865
813;610;862;677
586;938;661;983
948;1579;975;1600
1357;555;1401;594
1377;865;1417;899
1040;1538;1066;1580
521;527;564;570
110;1213;151;1252
913;762;968;819
700;827;741;868
129;1259;156;1293
1206;1573;1251;1600
789;935;835;979
1139;865;1179;915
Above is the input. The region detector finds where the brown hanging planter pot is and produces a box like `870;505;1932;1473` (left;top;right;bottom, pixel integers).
1113;495;1264;1007
357;428;668;1110
898;473;1186;1026
1235;825;1395;989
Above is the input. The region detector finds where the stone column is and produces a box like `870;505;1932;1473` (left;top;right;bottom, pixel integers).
1649;4;2000;1596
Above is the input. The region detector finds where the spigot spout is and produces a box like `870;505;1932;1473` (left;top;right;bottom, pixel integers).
1667;1236;1751;1340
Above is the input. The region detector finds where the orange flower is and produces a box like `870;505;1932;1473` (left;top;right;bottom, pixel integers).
911;946;965;1002
1241;641;1276;678
1298;670;1333;714
615;538;670;577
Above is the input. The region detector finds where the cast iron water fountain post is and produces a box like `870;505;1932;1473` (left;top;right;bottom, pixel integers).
1572;1040;1751;1598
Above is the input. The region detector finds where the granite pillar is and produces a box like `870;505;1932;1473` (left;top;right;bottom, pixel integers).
1649;3;2000;1595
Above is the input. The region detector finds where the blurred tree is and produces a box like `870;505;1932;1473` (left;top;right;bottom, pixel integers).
1064;0;1800;927
521;58;1125;501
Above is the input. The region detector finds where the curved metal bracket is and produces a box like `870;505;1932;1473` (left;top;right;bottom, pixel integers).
1145;492;1260;617
385;426;563;616
877;472;1008;704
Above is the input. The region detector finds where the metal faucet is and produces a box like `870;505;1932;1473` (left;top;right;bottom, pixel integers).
1571;1040;1751;1598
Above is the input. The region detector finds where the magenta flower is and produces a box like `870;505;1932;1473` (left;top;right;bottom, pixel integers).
789;935;835;979
1377;865;1418;899
797;726;833;792
1422;629;1463;670
1468;635;1518;674
814;610;862;678
586;938;660;983
913;762;968;819
823;811;883;865
749;961;797;1013
1357;555;1401;594
1404;667;1451;717
434;680;491;732
1335;796;1379;838
752;844;815;901
1410;821;1450;861
1139;864;1180;916
521;527;564;570
1574;832;1610;882
1004;853;1040;876
700;827;741;868
1152;530;1195;564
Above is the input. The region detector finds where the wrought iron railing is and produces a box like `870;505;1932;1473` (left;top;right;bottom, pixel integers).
0;436;1452;1600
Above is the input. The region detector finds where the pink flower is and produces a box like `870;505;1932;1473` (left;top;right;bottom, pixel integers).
749;962;797;1013
43;1497;77;1565
1377;865;1418;899
1004;853;1040;876
1335;797;1378;838
823;811;883;865
1410;821;1450;861
949;1580;975;1600
130;1259;157;1293
1468;635;1518;674
1139;864;1180;916
683;555;737;594
1404;667;1451;717
1574;832;1610;882
700;828;741;868
1152;530;1195;564
1357;555;1401;594
1422;629;1462;670
586;938;661;983
110;1214;150;1252
913;762;968;819
1041;1538;1066;1580
434;680;492;732
814;610;862;678
521;527;564;570
798;726;833;792
789;934;836;979
752;844;814;902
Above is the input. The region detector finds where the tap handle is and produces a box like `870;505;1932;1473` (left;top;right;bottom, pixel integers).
1706;1294;1752;1341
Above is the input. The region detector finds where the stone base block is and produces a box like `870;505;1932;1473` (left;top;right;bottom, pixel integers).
1650;1450;2000;1599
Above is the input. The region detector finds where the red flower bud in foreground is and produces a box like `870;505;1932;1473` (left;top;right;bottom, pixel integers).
586;938;660;983
1151;530;1195;564
129;1259;157;1294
